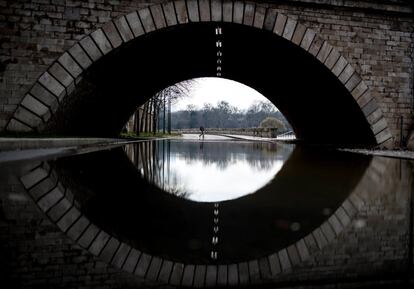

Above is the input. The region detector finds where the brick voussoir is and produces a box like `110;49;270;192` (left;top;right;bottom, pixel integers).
139;7;156;33
150;4;167;29
199;0;211;22
186;0;200;23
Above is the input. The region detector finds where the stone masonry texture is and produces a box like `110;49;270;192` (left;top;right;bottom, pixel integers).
0;0;413;145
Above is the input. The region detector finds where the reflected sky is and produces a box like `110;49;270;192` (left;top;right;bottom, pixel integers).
126;140;294;202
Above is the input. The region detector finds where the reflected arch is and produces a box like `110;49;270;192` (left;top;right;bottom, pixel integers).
5;0;393;146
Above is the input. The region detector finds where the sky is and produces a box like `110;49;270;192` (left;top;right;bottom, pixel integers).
171;77;273;112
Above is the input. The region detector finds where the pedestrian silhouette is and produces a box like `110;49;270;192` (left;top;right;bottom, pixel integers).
199;126;205;139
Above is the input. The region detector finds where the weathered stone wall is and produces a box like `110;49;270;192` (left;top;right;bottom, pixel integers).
0;0;413;146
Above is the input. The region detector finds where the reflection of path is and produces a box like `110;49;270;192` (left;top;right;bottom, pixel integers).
180;133;234;141
16;153;405;287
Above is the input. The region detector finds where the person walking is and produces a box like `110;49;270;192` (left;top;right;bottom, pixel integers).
199;126;205;139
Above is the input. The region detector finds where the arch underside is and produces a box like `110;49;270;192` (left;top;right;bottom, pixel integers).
6;0;393;146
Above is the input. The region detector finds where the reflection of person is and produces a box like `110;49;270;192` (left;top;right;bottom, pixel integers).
199;126;205;139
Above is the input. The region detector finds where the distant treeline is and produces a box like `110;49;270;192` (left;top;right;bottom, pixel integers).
170;100;291;130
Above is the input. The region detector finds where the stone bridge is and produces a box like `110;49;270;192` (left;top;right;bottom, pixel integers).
0;0;413;148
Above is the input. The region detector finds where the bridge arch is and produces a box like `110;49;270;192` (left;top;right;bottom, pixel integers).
5;0;393;147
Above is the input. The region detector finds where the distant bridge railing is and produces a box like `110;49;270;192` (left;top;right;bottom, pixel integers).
173;128;294;139
275;130;296;140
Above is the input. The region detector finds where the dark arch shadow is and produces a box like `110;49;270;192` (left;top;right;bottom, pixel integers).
45;23;376;146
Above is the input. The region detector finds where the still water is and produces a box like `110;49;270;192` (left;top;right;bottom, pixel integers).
126;140;294;202
0;138;413;285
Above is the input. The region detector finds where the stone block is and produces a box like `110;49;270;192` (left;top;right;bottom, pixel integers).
37;185;65;211
253;6;266;29
282;18;297;41
291;23;306;45
345;73;361;92
77;223;100;248
273;13;287;36
300;28;315;51
157;259;173;283
181;264;195;287
80;36;102;62
238;262;249;284
371;117;388;135
308;35;324;57
170;263;184;286
211;0;222;22
296;239;310;261
114;16;134;43
320;222;336;242
248;259;260;282
49;62;74;87
150;5;166;29
362;99;379;117
342;200;357;217
193;265;206;288
91;29;112;55
186;0;199;22
111;243;131;269
199;0;210;22
268;253;281;276
14;106;43;128
58;52;82;78
316;41;332;63
48;197;72;222
66;215;89;241
38;71;65;98
135;253;152;277
338;64;355;84
217;265;227;287
100;238;119;263
56;206;81;232
335;207;351;227
375;127;393;145
89;230;110;256
175;0;188;24
126;11;145;37
205;265;217;287
312;228;328;249
123;248;141;273
287;244;300;266
328;214;343;236
21;94;49;118
6;119;33;132
367;108;383;125
244;3;255;26
324;49;340;70
21;166;49;189
259;257;271;280
69;43;93;70
357;91;374;108
223;1;232;22
331;56;348;77
146;256;163;281
228;264;238;286
29;86;55;114
264;8;277;31
278;249;291;272
163;2;177;26
304;233;319;253
349;194;364;210
351;81;369;100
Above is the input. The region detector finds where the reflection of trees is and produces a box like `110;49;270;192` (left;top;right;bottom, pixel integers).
172;141;292;171
124;140;294;198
